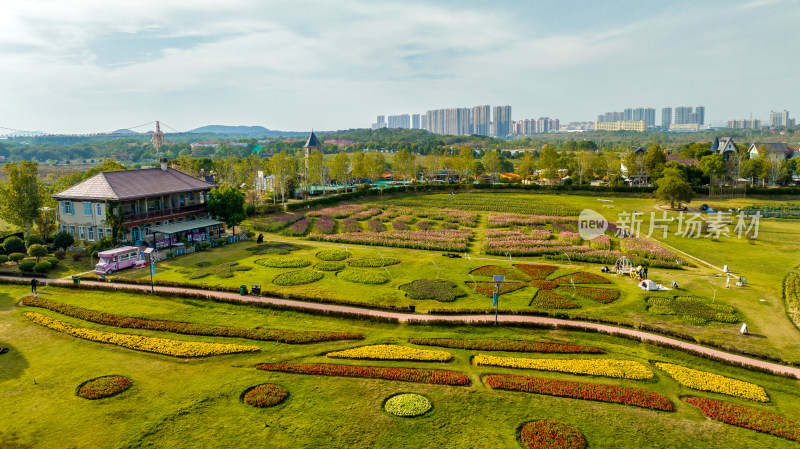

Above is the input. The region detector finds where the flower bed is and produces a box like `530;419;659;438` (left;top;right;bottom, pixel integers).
253;213;305;232
620;237;679;262
307;204;366;218
655;362;768;402
520;420;586;449
311;215;336;234
399;280;465;302
255;258;311;268
256;362;470;386
273;269;324;286
513;264;559;279
530;290;580;309
420;209;479;227
21;296;363;343
309;229;472;252
468;281;527;296
366;218;385;232
569;287;621;304
683;397;800;442
337;269;390;284
25;312;261;357
470;265;529;281
557;231;582;245
384;393;431;417
554;272;612;285
391;217;411;230
243;383;288;407
484;374;674;411
337;216;360;233
315;261;346;271
530;279;558;290
352;207;383;220
327;344;452;362
349;257;400;268
589;234;611;250
388;194;579;216
488;213;575;227
76;375;132;399
474;354;653;380
316;249;350;261
483;229;585;256
409;338;604;354
646;296;738;325
251;242;301;255
182;262;252;280
415;220;433;230
283;217;311;236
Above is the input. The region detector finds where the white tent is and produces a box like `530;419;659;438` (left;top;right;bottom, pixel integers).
638;280;661;291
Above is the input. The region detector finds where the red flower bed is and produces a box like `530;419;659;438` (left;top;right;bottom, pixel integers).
531;290;580;309
467;281;527;297
513;264;559;279
485;374;674;411
520;420;586;449
684;397;800;442
530;279;558;290
256;362;471;386
470;265;529;281
570;287;621;304
409;338;604;354
76;375;132;399
21;296;362;344
243;383;289;407
554;272;612;285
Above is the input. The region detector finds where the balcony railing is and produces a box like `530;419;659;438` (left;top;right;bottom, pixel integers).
123;203;206;222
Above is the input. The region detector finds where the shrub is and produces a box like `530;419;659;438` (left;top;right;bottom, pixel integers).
316;249;350;261
409;338;604;354
199;241;211;250
327;344;452;362
0;255;7;264
256;362;470;386
70;252;83;261
384;393;431;417
28;244;49;261
315;261;346;271
474;354;653;380
25;234;45;247
243;384;288;407
3;236;25;255
399;280;465;302
52;231;75;250
520;420;586;449
338;269;390;284
76;375;133;400
683;397;800;442
19;260;36;272
216;238;227;246
273;269;324;286
655;362;768;402
53;248;66;259
8;252;25;263
46;257;59;267
348;257;400;268
255;258;312;268
33;261;52;273
165;251;176;259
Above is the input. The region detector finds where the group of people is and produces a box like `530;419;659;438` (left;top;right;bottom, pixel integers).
604;262;649;281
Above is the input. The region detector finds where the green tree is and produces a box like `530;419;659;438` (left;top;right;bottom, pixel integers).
208;186;246;235
516;151;536;181
539;145;560;184
3;236;25;254
574;151;596;185
306;150;326;194
366;152;386;182
351;152;367;182
268;152;296;203
656;166;693;208
52;230;75;250
700;153;727;190
0;161;43;235
27;243;48;262
482;150;502;180
602;153;621;184
621;149;643;185
34;208;58;240
455;146;474;181
329;151;350;186
393;148;416;181
643;145;667;182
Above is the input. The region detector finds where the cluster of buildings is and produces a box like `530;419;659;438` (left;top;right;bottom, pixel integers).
371;105;513;137
595;106;706;132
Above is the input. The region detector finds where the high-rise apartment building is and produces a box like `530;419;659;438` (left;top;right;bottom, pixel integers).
695;106;705;125
412;114;421;130
492;105;512;137
674;107;693;125
728;119;761;129
661;107;672;129
471;105;491;135
387;114;411;129
420;115;427;130
770;110;790;127
624;108;633;122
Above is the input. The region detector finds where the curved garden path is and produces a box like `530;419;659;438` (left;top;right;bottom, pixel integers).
10;276;800;379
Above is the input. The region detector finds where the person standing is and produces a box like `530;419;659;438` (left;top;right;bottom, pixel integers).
30;278;39;294
643;267;648;280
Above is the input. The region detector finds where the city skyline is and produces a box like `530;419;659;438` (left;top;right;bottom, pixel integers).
1;0;798;134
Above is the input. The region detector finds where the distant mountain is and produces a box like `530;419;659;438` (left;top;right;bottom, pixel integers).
189;125;273;134
112;129;138;134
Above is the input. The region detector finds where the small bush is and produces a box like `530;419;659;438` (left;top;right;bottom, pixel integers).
3;236;25;255
196;262;212;268
9;253;25;263
166;251;176;258
348;257;400;268
315;261;346;271
19;260;37;272
54;248;66;259
338;269;390;284
27;244;49;261
52;231;75;250
199;241;211;250
33;261;52;273
216;238;227;246
255;258;312;268
0;255;7;264
25;234;45;247
46;257;59;267
70;252;83;261
316;249;350;261
273;270;324;286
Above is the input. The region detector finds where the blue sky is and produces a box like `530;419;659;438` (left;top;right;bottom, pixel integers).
0;0;797;134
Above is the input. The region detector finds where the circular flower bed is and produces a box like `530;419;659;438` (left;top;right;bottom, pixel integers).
348;257;400;268
316;249;350;261
242;383;289;407
399;279;465;302
520;420;586;449
384;393;431;417
255;257;311;268
76;375;132;399
273;269;324;286
338;269;390;284
315;261;346;271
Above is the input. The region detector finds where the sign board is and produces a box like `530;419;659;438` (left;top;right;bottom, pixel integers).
493;275;505;282
492;292;498;307
150;262;155;277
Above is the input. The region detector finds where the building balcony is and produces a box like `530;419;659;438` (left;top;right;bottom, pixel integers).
123;203;208;224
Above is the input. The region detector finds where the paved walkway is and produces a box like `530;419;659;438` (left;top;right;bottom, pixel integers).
10;276;800;379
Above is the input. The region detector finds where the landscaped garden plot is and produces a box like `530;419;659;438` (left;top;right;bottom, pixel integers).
337;269;390;284
76;375;132;399
255;257;312;268
179;261;252;279
253;213;306;232
309;229;472;251
385;194;580;216
315;261;346;271
488;213;574;227
683;397;800;442
483;228;580;256
273;269;324;286
248;242;302;255
256;363;470;386
520;420;586;449
243;384;288;408
327;344;452;362
646;296;738;325
306;204;367;218
474;355;653;380
399;280;465;302
655;362;769;402
409;338;604;354
384;393;431;417
349;257;400;267
282;217;311;236
311;215;336;234
316;249;350;261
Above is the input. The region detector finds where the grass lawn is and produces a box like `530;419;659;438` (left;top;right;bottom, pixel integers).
3;284;800;448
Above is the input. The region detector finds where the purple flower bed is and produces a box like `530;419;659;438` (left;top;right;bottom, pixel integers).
620;237;679;262
483;229;582;256
253;213;305;232
283;217;311;236
352;208;383;220
589;234;611;250
309;229;472;251
391;217;411;230
366;219;385;232
338;216;360;233
552;221;579;233
307;204;366;218
488;213;575;228
416;220;433;230
311;215;336;234
557;231;582;245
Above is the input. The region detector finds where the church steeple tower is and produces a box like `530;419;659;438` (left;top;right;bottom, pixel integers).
304;130;322;172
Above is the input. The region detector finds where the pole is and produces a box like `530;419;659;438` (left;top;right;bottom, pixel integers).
494;281;500;325
149;258;155;294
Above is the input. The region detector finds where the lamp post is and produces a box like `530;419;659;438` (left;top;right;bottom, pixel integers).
493;275;504;325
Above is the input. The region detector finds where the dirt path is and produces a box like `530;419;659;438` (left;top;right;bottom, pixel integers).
9;275;800;379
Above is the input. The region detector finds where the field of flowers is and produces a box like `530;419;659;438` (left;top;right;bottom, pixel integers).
384;393;431;417
351;207;383;220
76;375;132;399
554;272;612;285
180;262;252;280
243;383;288;407
683;397;800;442
570;287;621;304
25;312;261;357
255;257;311;268
21;296;362;344
530;290;580;309
409;338;604;354
256;362;471;386
484;374;674;411
589;234;612;250
467;281;527;296
483;229;579;256
390;217;411;230
327;344;453;362
474;354;653;380
557;231;582;245
655;362;769;402
309;229;472;251
415;208;479;227
311;215;337;234
283;217;311;236
366;218;385;232
513;264;559;279
646;296;738;325
399;280;465;302
253;213;305;232
337;216;360;233
307;204;366;218
386;194;579;216
488;213;575;227
315;261;345;271
273;269;324;286
620;237;680;262
520;420;586;449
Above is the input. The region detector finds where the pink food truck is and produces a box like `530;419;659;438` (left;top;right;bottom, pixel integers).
94;246;147;274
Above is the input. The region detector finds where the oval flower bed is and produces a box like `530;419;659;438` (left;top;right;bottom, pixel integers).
273;270;324;286
243;383;288;408
256;362;470;386
76;375;132;399
399;280;465;302
337;269;390;284
316;249;350;261
520;420;586;449
25;312;260;357
409;338;603;354
683;397;800;442
348;257;400;268
484;374;674;411
655;362;769;402
314;261;346;272
255;258;311;268
474;354;653;380
327;344;452;362
384;393;431;417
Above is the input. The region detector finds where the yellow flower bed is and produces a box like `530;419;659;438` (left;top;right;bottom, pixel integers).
473;354;653;380
327;344;452;362
25;312;260;357
654;362;769;402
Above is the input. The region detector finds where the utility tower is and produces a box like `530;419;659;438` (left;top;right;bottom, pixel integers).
152;121;165;154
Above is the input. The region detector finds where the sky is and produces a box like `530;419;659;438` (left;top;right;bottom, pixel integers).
1;0;798;134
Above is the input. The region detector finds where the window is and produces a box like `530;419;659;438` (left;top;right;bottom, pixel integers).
189;193;195;201
84;202;92;216
88;227;94;241
62;201;73;214
79;226;86;240
96;203;103;216
98;228;104;240
179;194;186;207
61;225;68;233
69;226;75;236
106;228;112;237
